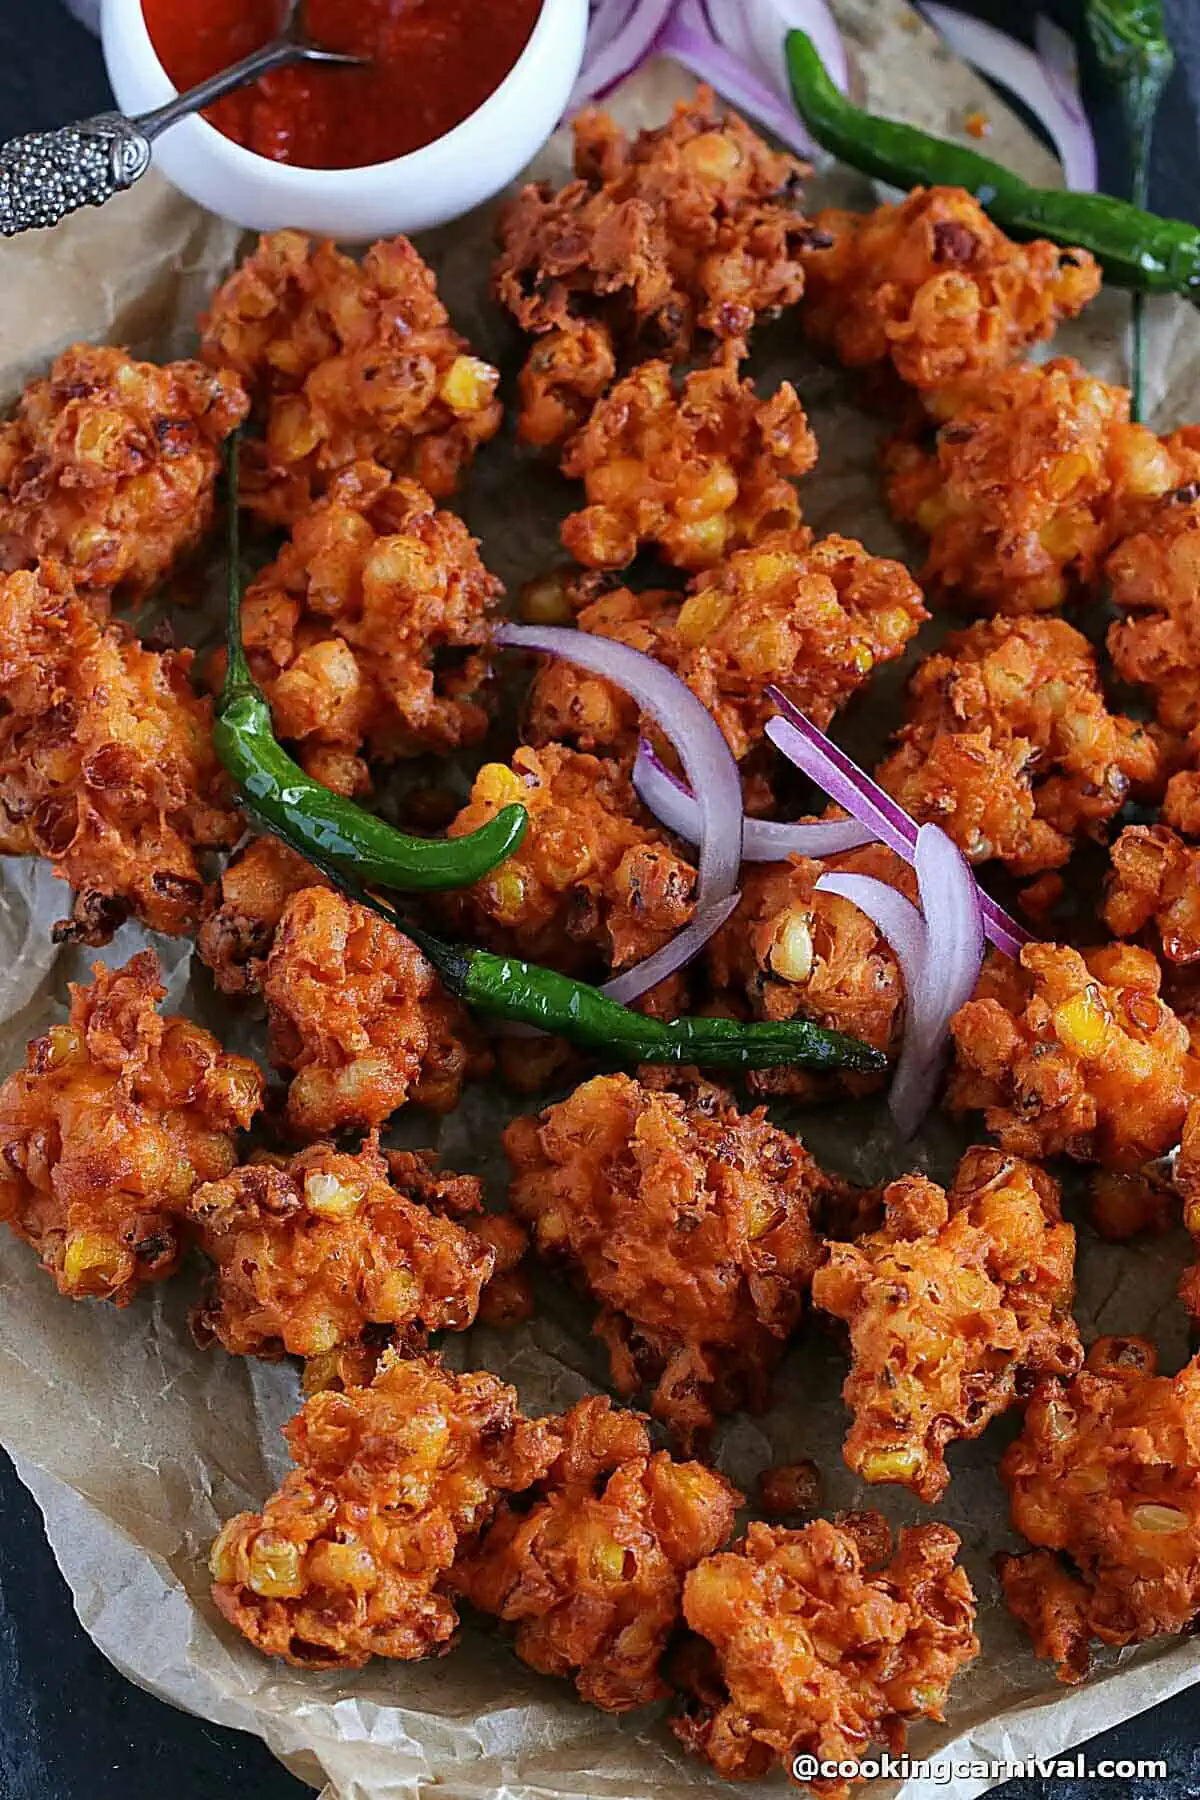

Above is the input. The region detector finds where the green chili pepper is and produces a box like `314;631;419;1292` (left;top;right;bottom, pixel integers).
1085;1;1175;417
786;28;1200;298
313;856;888;1076
214;440;529;892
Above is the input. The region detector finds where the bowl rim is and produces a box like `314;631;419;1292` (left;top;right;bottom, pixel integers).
103;0;581;187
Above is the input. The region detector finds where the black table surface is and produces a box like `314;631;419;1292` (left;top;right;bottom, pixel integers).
3;4;1200;1798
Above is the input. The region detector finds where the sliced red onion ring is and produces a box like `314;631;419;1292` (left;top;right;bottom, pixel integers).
814;873;928;998
701;0;847;103
885;825;985;1137
763;687;1033;961
660;3;820;157
570;0;678;109
920;3;1098;192
634;737;874;859
601;892;740;1003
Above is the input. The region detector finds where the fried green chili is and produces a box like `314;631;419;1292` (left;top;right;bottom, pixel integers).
1086;0;1175;416
786;27;1200;297
312;854;888;1075
213;439;529;892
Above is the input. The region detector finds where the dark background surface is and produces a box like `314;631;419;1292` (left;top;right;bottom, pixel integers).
2;3;1200;1798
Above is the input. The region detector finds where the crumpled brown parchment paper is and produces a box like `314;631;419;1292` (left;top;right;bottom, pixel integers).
2;5;1199;1797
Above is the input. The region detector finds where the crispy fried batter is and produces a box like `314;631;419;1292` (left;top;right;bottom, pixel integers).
209;1350;559;1669
706;845;917;1097
265;886;485;1138
198;836;325;998
1106;463;1200;740
239;461;500;790
200;231;501;522
673;1515;979;1789
876;617;1160;874
525;534;927;764
0;562;239;943
812;1148;1081;1502
189;1137;493;1360
0;952;263;1304
0;343;247;605
1103;825;1200;964
1170;1102;1200;1317
495;90;813;436
445;744;697;977
453;1395;739;1710
560;361;816;572
517;322;618;450
886;359;1185;613
504;1073;834;1449
999;1335;1200;1680
801;187;1099;391
949;942;1200;1166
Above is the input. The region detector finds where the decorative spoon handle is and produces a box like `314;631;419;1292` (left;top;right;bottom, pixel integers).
0;113;152;236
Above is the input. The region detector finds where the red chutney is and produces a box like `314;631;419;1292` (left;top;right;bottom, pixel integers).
142;0;544;169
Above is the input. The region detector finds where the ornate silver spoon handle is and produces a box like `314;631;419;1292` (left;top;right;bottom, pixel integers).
0;113;151;236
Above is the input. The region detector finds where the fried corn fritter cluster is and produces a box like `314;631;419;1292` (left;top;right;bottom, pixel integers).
209;1351;559;1669
505;1074;833;1449
200;230;501;523
453;1395;740;1711
0;343;247;607
495;89;815;445
998;1336;1200;1681
189;1138;494;1361
0;953;262;1304
0;562;239;944
813;1150;1081;1503
706;845;918;1097
949;942;1199;1166
446;744;697;977
525;533;927;765
264;885;483;1137
674;1515;979;1789
559;361;816;572
886;358;1184;613
1103;826;1200;966
800;187;1100;392
876;616;1160;874
197;836;325;998
240;460;501;794
1174;1106;1200;1318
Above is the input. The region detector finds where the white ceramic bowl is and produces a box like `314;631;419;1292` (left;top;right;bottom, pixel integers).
100;0;588;239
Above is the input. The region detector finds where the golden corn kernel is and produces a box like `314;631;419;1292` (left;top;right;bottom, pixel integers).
873;605;919;652
304;1170;364;1219
681;131;743;181
737;620;793;678
1038;509;1091;562
680;464;739;521
69;521;113;563
672;514;730;566
768;909;814;985
474;764;527;809
589;1537;628;1583
859;1444;923;1485
486;867;530;923
909;1686;944;1714
1053;987;1112;1059
745;1189;784;1239
1044;453;1092;500
247;1531;305;1599
439;354;496;416
676;584;735;645
1132;1503;1189;1533
209;1517;244;1585
1122;435;1177;498
303;1314;343;1356
745;551;796;588
74;409;126;466
42;1024;84;1069
401;1408;450;1462
376;1268;419;1317
364;534;434;593
589;456;650;507
307;1540;377;1592
849;641;875;675
62;1231;126;1293
268;394;322;462
535;1207;569;1248
519;574;574;625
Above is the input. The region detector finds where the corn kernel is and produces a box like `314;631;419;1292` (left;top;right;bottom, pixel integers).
1132;1503;1189;1533
681;131;743;181
62;1230;126;1293
679;463;739;521
1044;453;1091;499
676;585;734;645
589;1537;628;1583
746;1189;784;1238
439;354;496;416
364;534;434;593
247;1531;304;1599
209;1518;244;1585
589;457;650;508
519;574;574;625
486;867;529;923
303;1313;343;1355
849;641;875;675
474;764;527;809
74;409;126;466
268;394;322;462
42;1025;84;1069
376;1268;419;1317
307;1540;377;1591
859;1444;924;1485
672;514;730;567
1053;987;1112;1059
1038;509;1091;561
535;1207;569;1248
305;1170;364;1219
768;909;814;984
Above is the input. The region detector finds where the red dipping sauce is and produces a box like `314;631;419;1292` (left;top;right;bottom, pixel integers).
142;0;545;169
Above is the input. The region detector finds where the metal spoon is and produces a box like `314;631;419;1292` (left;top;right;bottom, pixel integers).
0;0;368;238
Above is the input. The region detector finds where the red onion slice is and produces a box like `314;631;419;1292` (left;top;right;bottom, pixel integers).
921;3;1098;192
764;688;1032;961
570;0;678;109
660;2;820;157
634;738;875;859
814;872;928;1004
601;892;740;1003
886;824;985;1137
496;623;743;905
702;0;847;102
